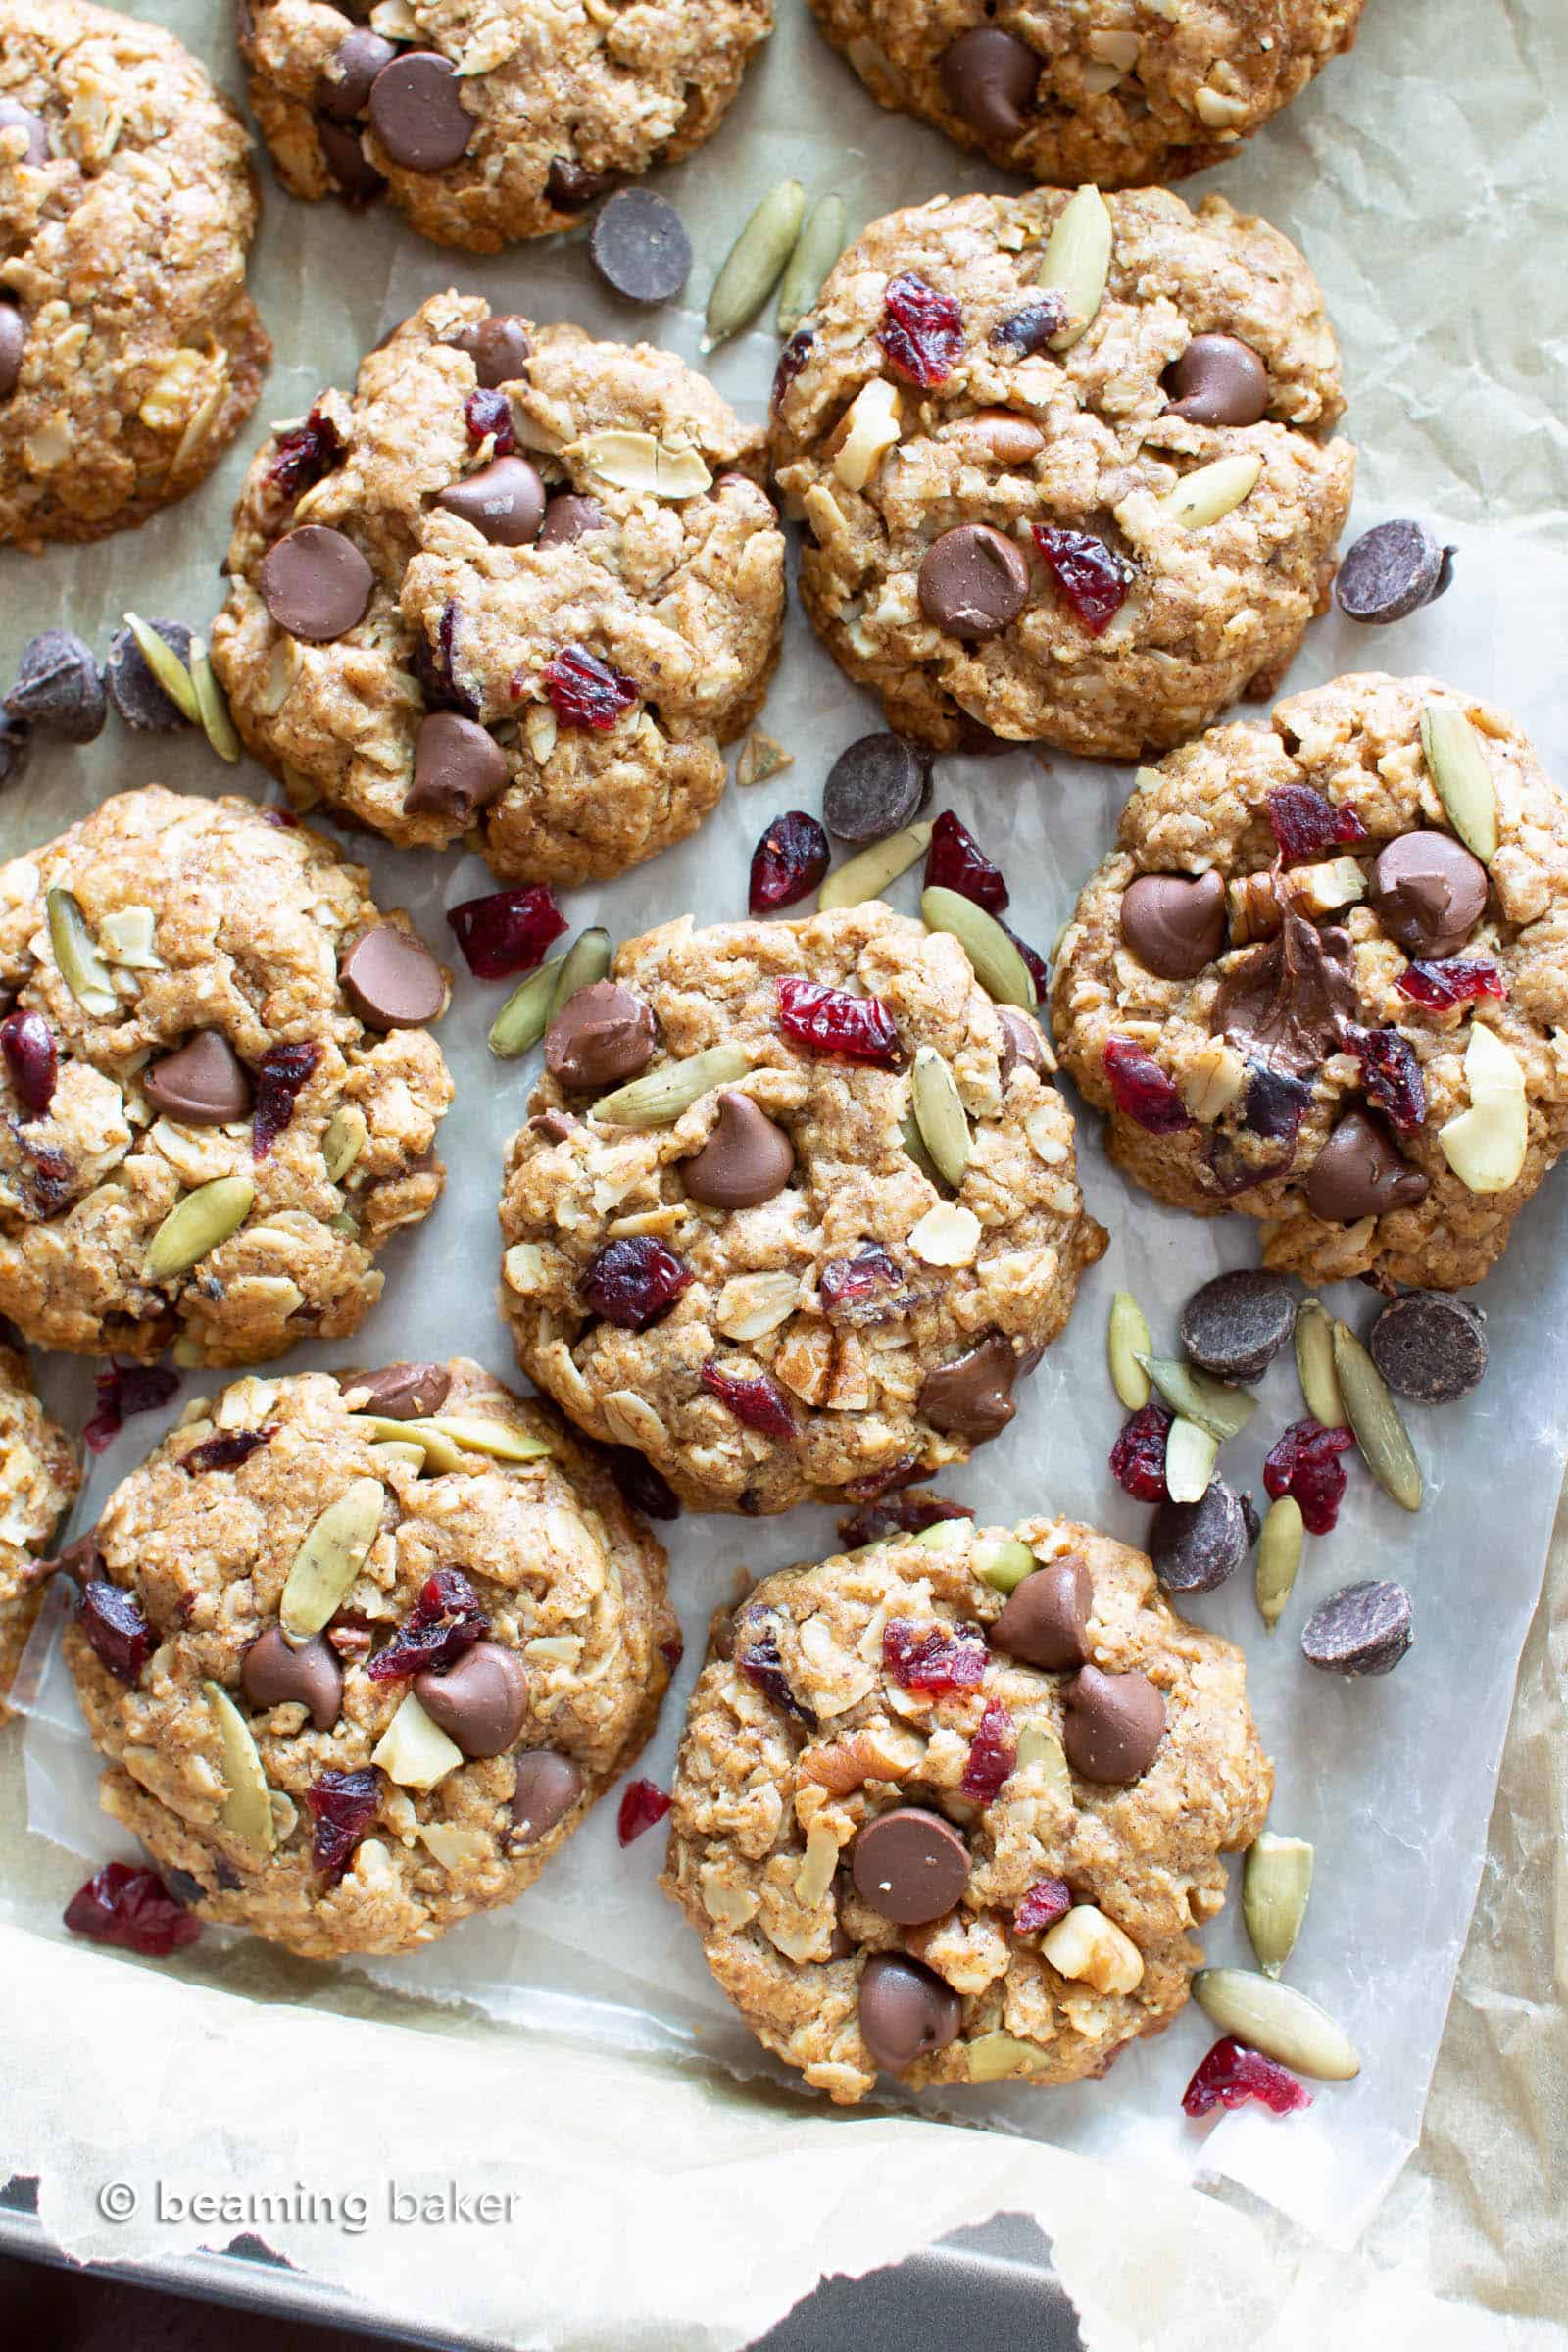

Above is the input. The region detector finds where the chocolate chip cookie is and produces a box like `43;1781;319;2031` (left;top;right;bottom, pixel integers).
239;0;772;253
1051;673;1568;1290
498;900;1106;1513
0;786;453;1365
212;294;786;887
662;1514;1270;2101
65;1360;675;1958
0;0;270;550
808;1;1364;191
0;1340;78;1719
770;185;1353;758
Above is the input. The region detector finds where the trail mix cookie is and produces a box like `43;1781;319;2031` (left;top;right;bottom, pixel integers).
0;1340;78;1719
770;186;1352;758
65;1361;676;1958
808;0;1365;192
1051;673;1568;1290
0;786;453;1365
238;0;772;253
662;1515;1269;2101
0;0;269;549
499;901;1106;1514
212;293;786;887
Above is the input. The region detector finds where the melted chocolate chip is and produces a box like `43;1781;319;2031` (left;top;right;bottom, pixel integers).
1120;871;1226;980
1213;910;1358;1075
537;493;608;548
1304;1109;1428;1222
346;1361;452;1419
320;28;396;119
544;981;656;1092
917;1333;1017;1440
1370;831;1489;959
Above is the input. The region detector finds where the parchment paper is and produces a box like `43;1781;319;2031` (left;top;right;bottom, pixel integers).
2;0;1566;2341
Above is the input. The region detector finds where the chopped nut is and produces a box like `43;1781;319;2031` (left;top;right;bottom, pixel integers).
908;1201;981;1267
715;1269;800;1342
798;1724;924;1794
830;377;902;492
565;428;712;499
736;732;794;788
1040;1902;1144;1994
1180;1041;1246;1121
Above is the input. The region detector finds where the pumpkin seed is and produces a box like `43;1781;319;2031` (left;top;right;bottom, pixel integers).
146;1176;255;1281
1163;1415;1219;1504
736;731;793;788
347;1413;466;1474
1331;1321;1422;1510
817;819;933;911
188;638;243;764
910;1046;970;1188
123;611;201;723
1107;1290;1152;1408
371;1690;465;1789
1035;183;1113;352
1192;1967;1358;2080
46;887;118;1016
278;1476;385;1645
1294;1298;1346;1427
906;1517;972;1554
899;1110;945;1190
595;1042;751;1128
488;956;565;1059
370;1439;426;1469
966;2031;1048;2082
1255;1495;1303;1630
1136;1353;1257;1442
1156;453;1262;529
776;193;846;335
1243;1830;1315;1978
566;428;712;499
1015;1719;1072;1801
202;1680;275;1851
972;1535;1037;1592
793;1815;841;1906
1419;700;1497;864
323;1103;368;1182
547;927;613;1023
425;1413;551;1463
704;179;806;349
920;885;1036;1007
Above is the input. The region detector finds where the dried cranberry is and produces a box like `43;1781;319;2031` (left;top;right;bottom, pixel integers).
1031;525;1133;636
83;1361;180;1453
262;807;299;828
1182;2036;1312;2119
989;296;1067;357
305;1766;382;1879
883;1616;988;1696
959;1698;1015;1802
1266;783;1368;865
1397;957;1507;1010
268;402;344;507
1;1008;57;1114
660;1632;684;1673
1263;1418;1357;1536
1110;1403;1172;1502
603;1445;681;1521
771;326;814;413
446;884;567;979
1014;1876;1072;1935
367;1569;488;1683
1005;922;1051;1001
616;1777;671;1845
838;1492;973;1548
924;809;1009;913
700;1358;796;1438
543;644;637;732
841;1452;923;1503
581;1236;694;1330
1244;1063;1313;1141
252;1040;321;1160
819;1244;903;1319
464;387;515;455
64;1862;201;1957
877;272;964;387
736;1615;817;1725
78;1578;154;1681
777;975;901;1066
414;600;479;718
1348;1024;1426;1132
1103;1036;1193;1133
750;809;831;914
181;1427;273;1475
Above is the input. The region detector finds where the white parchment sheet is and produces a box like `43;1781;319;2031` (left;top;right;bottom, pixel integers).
2;0;1567;2341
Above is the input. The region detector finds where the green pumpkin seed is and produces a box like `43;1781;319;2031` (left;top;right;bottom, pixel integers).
370;1439;426;1469
910;1046;970;1189
1255;1495;1303;1630
704;179;807;349
776;194;847;335
124;612;201;723
1136;1353;1256;1442
1015;1719;1072;1801
188;638;242;764
1035;183;1113;351
1192;1967;1358;2080
1107;1291;1152;1408
278;1476;385;1645
145;1176;255;1281
547;927;613;1023
425;1413;551;1464
322;1103;368;1183
972;1535;1037;1593
966;2031;1048;2082
817;819;933;911
1155;453;1262;529
488;956;565;1059
596;1042;752;1128
347;1413;465;1473
46;887;118;1016
1331;1321;1423;1510
906;1518;972;1554
899;1111;945;1190
1294;1298;1346;1427
735;731;794;788
202;1680;275;1851
920;885;1036;1008
1164;1416;1219;1504
1419;701;1498;864
1243;1830;1315;1978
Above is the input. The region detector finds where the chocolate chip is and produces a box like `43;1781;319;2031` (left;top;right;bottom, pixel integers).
5;631;105;741
850;1807;970;1925
857;1953;961;2075
1149;1477;1250;1593
1162;334;1269;428
918;523;1030;640
368;52;472;172
166;1869;205;1904
142;1033;254;1126
240;1628;342;1732
529;1109;577;1144
1305;1109;1429;1222
346;1361;452;1419
0;100;48;170
918;1333;1017;1441
537;493;608;549
106;619;194;731
992;1555;1093;1672
1061;1664;1165;1784
436;454;545;546
821;732;932;842
589;188;692;306
1179;1269;1297;1383
546;157;614;211
510;1749;584;1843
988;298;1067;359
938;27;1039;141
0;302;24;399
450;314;532;388
339;923;446;1030
1214;912;1359;1075
681;1092;794;1209
1335;520;1456;624
998;1004;1049;1085
1120;871;1226;981
405;711;509;822
1368;1291;1488;1403
416;1642;529;1758
1300;1579;1412;1677
544;981;656;1092
1369;831;1489;959
320;28;397;119
260;525;373;643
316;115;387;206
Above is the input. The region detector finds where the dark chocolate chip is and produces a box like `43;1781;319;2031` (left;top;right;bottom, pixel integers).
821;732;931;842
1149;1477;1249;1593
546;157;614;211
998;1004;1049;1085
450;314;532;387
1179;1269;1297;1383
992;1554;1094;1672
5;631;105;741
436;454;545;546
316;115;387;206
537;493;608;549
1335;520;1456;624
405;711;509;822
938;27;1039;141
918;523;1030;640
850;1807;970;1925
1368;1291;1488;1403
240;1628;342;1732
1304;1109;1429;1223
510;1749;584;1842
320;27;397;119
260;525;373;643
368;51;472;172
1120;870;1226;980
1162;334;1269;428
588;188;692;306
0;100;48;169
142;1033;254;1126
1061;1664;1165;1785
857;1953;961;2074
415;1642;529;1758
1369;831;1489;959
0;301;24;398
106;620;195;731
680;1092;794;1209
544;981;656;1092
1300;1579;1412;1677
918;1333;1017;1441
346;1361;452;1419
339;923;446;1030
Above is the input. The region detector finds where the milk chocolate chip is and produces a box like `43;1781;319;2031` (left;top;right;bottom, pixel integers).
415;1642;529;1757
857;1953;961;2074
452;314;532;387
939;27;1039;141
918;1334;1017;1440
992;1555;1093;1672
918;523;1030;640
1061;1665;1165;1784
537;493;608;548
1370;831;1489;959
347;1361;451;1419
241;1628;342;1732
405;711;509;821
1162;334;1269;428
368;52;472;172
510;1750;584;1842
1120;871;1226;980
261;525;373;643
1305;1109;1429;1222
851;1807;970;1925
681;1092;794;1209
339;924;446;1030
437;455;545;547
142;1033;253;1126
544;981;656;1091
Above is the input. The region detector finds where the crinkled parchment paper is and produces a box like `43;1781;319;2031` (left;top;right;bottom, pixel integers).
1;0;1565;2342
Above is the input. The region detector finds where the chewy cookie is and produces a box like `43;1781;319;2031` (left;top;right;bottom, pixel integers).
0;786;453;1365
498;901;1106;1514
662;1515;1270;2101
212;293;786;887
808;1;1365;191
0;0;269;549
0;1339;78;1718
770;186;1353;758
65;1361;676;1958
1051;673;1568;1290
238;0;772;253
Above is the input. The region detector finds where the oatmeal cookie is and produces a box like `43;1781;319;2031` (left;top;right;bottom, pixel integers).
65;1360;676;1958
238;0;772;253
1051;673;1568;1290
212;293;786;887
0;1339;78;1718
0;786;453;1365
662;1515;1269;2102
0;0;269;550
769;186;1353;758
498;900;1106;1513
809;1;1365;191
